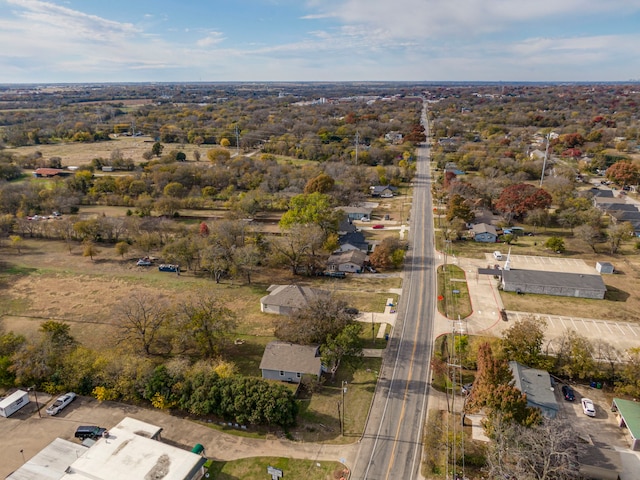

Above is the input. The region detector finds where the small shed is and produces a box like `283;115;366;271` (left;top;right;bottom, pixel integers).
596;261;614;274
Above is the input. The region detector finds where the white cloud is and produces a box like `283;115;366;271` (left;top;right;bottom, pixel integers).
196;32;225;47
307;0;640;39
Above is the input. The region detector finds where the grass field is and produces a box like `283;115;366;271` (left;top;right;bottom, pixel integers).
437;264;472;319
205;457;348;480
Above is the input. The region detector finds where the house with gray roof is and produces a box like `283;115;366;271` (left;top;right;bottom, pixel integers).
339;206;373;221
337;231;369;253
369;185;397;198
509;361;559;419
501;269;606;299
260;285;329;315
260;341;322;383
327;249;368;273
471;223;498;243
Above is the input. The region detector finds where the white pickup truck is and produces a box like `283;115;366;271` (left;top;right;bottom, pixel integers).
46;392;76;415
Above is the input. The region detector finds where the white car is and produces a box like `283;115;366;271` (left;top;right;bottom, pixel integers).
581;398;596;417
46;392;77;415
493;251;503;260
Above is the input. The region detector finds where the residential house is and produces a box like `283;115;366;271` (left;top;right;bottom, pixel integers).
470;223;498;243
384;131;403;144
337;231;369;253
259;341;322;383
339;206;373;221
260;285;329;315
509;361;559;419
370;185;398;198
337;216;358;235
327;249;367;273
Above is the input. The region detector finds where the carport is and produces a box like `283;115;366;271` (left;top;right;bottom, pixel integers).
611;398;640;451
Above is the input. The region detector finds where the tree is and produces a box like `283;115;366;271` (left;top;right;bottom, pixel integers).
606;161;640;188
269;224;324;275
115;293;171;356
495;183;552;222
151;142;164;157
446;194;474;223
321;323;363;380
501;316;548;369
9;235;23;254
616;347;640;398
574;224;601;253
82;240;100;261
173;292;236;358
606;221;634;254
234;243;261;284
544;236;565;253
115;241;130;259
274;294;355;345
559;331;595;380
486;418;583;480
304;173;335;194
163;236;200;272
279;192;339;234
369;237;406;269
467;342;541;434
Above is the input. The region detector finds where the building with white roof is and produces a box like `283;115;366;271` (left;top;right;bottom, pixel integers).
7;417;206;480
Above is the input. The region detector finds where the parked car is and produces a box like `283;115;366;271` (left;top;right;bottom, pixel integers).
561;385;575;401
581;398;596;417
493;251;503;260
136;258;152;266
323;271;346;279
75;425;108;440
372;224;384;229
46;392;76;415
360;217;370;222
158;264;179;272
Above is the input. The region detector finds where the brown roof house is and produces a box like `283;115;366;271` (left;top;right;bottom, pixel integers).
260;284;329;316
327;249;367;273
259;341;323;383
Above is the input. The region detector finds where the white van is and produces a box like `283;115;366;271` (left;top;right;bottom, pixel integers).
493;251;503;260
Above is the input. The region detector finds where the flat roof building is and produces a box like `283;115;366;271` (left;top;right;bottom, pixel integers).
7;417;206;480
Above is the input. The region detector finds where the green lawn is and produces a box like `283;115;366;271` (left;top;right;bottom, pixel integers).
295;357;382;443
436;264;472;319
205;457;347;480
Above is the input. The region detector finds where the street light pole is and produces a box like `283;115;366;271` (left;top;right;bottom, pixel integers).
30;386;41;418
341;381;347;436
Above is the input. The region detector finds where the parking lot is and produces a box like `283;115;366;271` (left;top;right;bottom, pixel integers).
495;254;595;274
553;382;640;478
506;311;640;355
0;392;354;478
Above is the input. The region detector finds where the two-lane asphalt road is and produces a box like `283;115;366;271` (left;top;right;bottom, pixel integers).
351;104;436;479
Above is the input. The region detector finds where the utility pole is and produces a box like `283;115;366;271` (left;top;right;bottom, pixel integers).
341;381;347;436
540;133;550;187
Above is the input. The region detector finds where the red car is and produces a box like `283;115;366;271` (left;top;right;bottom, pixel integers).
372;224;384;229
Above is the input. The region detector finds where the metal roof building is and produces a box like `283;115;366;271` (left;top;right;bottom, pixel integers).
509;361;559;419
501;269;606;299
612;398;640;451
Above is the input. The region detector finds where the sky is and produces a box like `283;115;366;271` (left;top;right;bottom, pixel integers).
1;0;640;83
